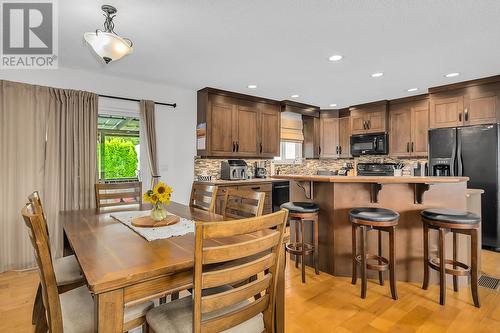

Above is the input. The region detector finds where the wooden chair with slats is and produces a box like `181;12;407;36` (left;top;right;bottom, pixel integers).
145;209;288;333
27;191;86;329
21;202;153;333
222;187;266;220
190;183;219;213
95;181;142;210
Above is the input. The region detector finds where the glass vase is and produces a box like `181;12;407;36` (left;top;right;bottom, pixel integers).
150;203;167;221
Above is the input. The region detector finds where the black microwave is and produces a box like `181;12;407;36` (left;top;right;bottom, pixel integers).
350;133;389;156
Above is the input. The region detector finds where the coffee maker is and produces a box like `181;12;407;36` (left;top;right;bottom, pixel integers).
254;161;267;178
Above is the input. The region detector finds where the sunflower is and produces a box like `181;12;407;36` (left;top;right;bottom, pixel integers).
153;182;173;204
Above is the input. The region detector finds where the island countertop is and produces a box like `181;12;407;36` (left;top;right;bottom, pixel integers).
272;175;469;184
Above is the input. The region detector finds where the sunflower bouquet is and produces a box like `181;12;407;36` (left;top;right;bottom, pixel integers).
143;182;173;221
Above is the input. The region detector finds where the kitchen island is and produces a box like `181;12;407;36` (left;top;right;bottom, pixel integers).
273;175;472;284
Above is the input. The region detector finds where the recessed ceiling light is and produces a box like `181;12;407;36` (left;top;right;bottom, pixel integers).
445;72;460;78
329;103;337;107
291;94;300;98
371;72;384;78
328;55;343;62
407;88;418;92
247;84;257;89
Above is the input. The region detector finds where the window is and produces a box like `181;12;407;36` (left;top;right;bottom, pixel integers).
97;115;141;181
273;141;303;164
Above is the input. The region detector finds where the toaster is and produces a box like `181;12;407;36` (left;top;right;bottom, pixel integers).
220;160;248;180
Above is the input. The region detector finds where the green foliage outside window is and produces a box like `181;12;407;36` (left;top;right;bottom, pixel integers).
102;137;139;179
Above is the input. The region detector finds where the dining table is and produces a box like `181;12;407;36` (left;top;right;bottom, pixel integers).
61;201;286;333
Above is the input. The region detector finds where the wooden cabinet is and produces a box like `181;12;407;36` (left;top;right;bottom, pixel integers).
214;182;272;215
429;82;500;128
389;98;429;157
302;116;320;158
320;114;340;158
197;88;281;158
338;117;351;158
349;101;388;135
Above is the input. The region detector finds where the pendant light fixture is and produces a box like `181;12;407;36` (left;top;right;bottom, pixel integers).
84;5;133;64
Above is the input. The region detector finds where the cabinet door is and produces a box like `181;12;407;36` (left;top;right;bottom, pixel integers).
259;105;280;157
365;110;386;133
350;111;366;135
320;117;339;158
234;104;259;156
465;91;498;125
338;117;351;157
210;99;236;155
303;116;320;158
411;105;429;156
389;107;412;157
430;95;464;128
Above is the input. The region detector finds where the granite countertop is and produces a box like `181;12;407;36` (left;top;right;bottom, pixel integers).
194;178;284;186
272;175;469;184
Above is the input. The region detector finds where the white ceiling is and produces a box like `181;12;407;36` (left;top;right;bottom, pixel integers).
60;0;500;108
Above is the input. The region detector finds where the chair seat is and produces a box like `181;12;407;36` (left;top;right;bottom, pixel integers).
349;207;399;222
421;208;480;224
54;255;84;286
146;287;264;333
60;286;153;333
280;202;319;214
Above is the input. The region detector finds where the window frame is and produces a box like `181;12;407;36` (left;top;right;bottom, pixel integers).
273;140;303;165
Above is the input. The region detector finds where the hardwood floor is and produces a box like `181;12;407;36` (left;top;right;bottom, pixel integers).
0;250;498;333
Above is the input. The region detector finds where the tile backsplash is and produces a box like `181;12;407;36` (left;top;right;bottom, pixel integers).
194;156;428;180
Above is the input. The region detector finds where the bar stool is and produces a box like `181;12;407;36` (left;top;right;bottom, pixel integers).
280;202;320;283
350;207;399;300
421;208;481;307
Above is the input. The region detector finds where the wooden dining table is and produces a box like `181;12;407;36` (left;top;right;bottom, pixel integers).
62;202;286;333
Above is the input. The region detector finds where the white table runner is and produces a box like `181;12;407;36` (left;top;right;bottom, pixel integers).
110;210;194;241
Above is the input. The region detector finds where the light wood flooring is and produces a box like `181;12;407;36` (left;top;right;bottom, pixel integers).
0;250;499;333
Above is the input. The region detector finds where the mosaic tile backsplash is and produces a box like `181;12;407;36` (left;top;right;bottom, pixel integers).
194;156;428;180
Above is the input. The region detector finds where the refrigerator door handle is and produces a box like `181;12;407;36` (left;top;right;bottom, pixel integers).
450;135;456;177
457;130;463;176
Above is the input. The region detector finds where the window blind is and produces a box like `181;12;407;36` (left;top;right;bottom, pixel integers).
280;112;304;142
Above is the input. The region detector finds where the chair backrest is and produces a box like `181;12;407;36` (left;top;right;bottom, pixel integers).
193;209;288;333
28;191;49;239
190;183;218;213
222;188;265;220
21;203;63;333
95;181;142;209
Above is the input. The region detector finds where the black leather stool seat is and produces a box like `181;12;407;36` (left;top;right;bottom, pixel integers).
280;202;319;214
421;208;480;224
349;207;399;222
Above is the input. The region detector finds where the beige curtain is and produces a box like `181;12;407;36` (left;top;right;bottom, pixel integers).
140;100;159;188
0;80;97;272
281;117;304;142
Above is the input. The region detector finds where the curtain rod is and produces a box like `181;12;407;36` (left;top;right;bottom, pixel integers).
99;94;177;108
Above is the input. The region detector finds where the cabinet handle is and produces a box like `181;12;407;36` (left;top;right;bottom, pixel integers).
465;108;469;122
339;146;342;155
336;146;339;154
319;146;321;155
411;142;414;152
251;187;260;190
459;112;462;122
260;142;263;153
407;142;410;153
368;120;371;129
236;141;239;152
232;142;236;152
363;121;367;129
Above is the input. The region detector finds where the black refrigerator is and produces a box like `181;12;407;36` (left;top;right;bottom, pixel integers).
429;124;500;250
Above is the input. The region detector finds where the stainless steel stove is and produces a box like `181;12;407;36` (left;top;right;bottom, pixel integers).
357;163;396;176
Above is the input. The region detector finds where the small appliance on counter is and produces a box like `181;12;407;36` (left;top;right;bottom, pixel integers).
357;163;396;176
317;169;338;176
350;133;389;156
338;162;354;176
254;161;267;178
220;159;248;180
411;162;428;176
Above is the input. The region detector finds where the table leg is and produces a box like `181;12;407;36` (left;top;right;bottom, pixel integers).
275;246;285;333
95;289;124;333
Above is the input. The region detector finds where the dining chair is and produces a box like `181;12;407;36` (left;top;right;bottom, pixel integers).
145;209;288;333
222;188;266;220
27;191;85;328
95;181;142;210
21;202;154;333
189;183;219;213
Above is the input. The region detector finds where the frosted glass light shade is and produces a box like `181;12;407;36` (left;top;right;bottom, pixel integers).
84;31;133;64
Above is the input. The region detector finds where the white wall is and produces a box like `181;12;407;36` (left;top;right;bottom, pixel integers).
0;67;197;204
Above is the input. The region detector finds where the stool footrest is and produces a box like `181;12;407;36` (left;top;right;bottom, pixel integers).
355;254;389;271
285;243;314;256
428;257;470;276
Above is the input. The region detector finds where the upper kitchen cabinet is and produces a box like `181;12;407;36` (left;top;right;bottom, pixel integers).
389;96;429;157
197;88;281;158
429;76;500;128
320;111;340;158
349;100;389;135
338;116;351;158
